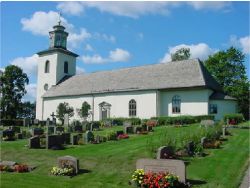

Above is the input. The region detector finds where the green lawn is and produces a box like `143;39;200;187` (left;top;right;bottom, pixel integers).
0;124;249;188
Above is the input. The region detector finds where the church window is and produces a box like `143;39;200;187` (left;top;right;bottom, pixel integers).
64;61;68;74
44;84;49;91
45;61;50;73
172;95;181;113
129;99;137;117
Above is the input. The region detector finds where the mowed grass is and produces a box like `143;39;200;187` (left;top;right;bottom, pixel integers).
0;124;249;188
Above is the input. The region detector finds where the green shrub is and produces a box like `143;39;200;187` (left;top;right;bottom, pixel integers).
0;119;23;126
223;114;244;125
104;117;141;126
106;131;117;141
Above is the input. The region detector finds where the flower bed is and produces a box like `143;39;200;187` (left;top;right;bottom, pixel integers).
117;134;129;140
51;166;74;176
0;164;29;173
131;169;185;188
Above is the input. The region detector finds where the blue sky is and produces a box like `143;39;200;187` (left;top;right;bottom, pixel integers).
1;1;249;101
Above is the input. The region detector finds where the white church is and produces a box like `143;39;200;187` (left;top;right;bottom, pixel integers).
36;22;237;122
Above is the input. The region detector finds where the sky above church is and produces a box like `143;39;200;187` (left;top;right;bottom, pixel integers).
1;1;249;102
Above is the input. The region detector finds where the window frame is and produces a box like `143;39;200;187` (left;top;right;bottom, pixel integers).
172;95;181;114
64;61;68;74
45;60;50;73
209;104;218;114
129;99;137;117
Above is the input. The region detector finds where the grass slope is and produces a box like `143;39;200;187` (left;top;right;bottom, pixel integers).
1;125;249;188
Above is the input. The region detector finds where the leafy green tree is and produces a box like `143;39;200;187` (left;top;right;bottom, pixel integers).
0;65;29;119
18;101;36;119
77;101;91;121
56;102;74;124
171;48;191;61
204;47;249;119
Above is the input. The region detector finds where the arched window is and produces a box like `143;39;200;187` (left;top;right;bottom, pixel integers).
45;60;50;73
172;95;181;113
129;99;136;117
64;61;68;74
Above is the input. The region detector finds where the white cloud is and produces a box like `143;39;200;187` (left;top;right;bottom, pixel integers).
160;43;216;63
10;54;38;77
68;28;91;48
85;44;94;51
76;66;85;74
94;33;116;43
229;35;250;54
187;2;231;11
57;2;84;16
23;83;37;102
21;11;73;36
82;48;131;64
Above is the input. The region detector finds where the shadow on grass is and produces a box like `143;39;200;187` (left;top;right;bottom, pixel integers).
78;169;91;175
187;179;207;185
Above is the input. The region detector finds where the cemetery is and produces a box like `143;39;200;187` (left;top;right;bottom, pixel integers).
0;115;249;187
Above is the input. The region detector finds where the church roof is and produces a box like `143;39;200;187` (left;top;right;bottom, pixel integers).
37;48;79;57
43;59;223;98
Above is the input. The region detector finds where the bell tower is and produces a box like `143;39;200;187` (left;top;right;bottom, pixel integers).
36;18;79;120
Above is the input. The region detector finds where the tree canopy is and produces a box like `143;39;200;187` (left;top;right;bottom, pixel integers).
171;48;191;61
77;101;91;121
0;65;29;119
56;102;74;124
204;47;249;119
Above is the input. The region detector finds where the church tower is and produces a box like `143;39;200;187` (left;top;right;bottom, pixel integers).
36;20;78;120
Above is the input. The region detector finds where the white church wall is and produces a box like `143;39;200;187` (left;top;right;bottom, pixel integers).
159;89;212;116
209;100;237;120
42;90;157;121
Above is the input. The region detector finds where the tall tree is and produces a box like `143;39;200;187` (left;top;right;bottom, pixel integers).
204;47;249;119
171;48;191;61
56;102;74;124
0;65;29;119
18;101;36;119
77;101;91;121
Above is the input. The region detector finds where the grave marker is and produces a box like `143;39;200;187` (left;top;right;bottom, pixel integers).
57;155;79;174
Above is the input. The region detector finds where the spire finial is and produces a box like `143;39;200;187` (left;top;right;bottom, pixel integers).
58;12;62;25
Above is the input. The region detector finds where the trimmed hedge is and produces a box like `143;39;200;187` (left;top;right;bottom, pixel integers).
223;114;244;125
151;115;215;126
104;117;141;126
0;119;23;126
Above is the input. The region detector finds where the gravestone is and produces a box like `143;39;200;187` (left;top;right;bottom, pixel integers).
57;155;79;175
2;129;15;140
186;141;195;156
123;121;132;127
71;134;82;145
10;126;21;133
17;133;23;139
32;128;44;136
222;127;226;137
90;122;100;131
48;126;56;135
95;135;100;144
201;137;207;147
46;135;63;149
29;136;40;148
133;126;142;134
124;125;133;134
157;146;175;159
136;158;186;183
64;114;69;127
74;125;83;133
46;118;50;127
85;131;94;143
23;118;30;127
82;122;88;132
61;133;71;144
34;119;39;125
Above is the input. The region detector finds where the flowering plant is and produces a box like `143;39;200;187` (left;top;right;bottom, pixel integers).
14;164;29;173
131;169;181;188
117;134;129;140
51;166;74;176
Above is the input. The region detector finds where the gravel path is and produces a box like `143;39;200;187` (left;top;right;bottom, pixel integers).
240;166;250;188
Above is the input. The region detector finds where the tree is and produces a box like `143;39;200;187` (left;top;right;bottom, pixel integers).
18;101;36;119
204;47;249;119
77;101;91;121
56;102;74;124
171;48;191;61
0;65;29;119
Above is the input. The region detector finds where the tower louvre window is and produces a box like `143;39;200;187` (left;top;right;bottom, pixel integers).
64;61;68;74
45;60;50;73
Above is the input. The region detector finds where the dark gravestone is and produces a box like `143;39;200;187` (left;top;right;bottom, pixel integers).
29;136;40;148
141;124;147;131
71;134;82;145
85;131;94;143
147;126;153;132
3;129;15;139
124;126;133;134
136;158;186;183
133;126;142;134
156;146;175;159
17;133;23;139
46;135;63;149
90;122;100;131
61;133;71;144
57;155;79;175
116;130;124;137
48;126;56;135
186;141;195;156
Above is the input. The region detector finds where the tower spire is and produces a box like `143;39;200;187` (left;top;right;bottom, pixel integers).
58;12;62;26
